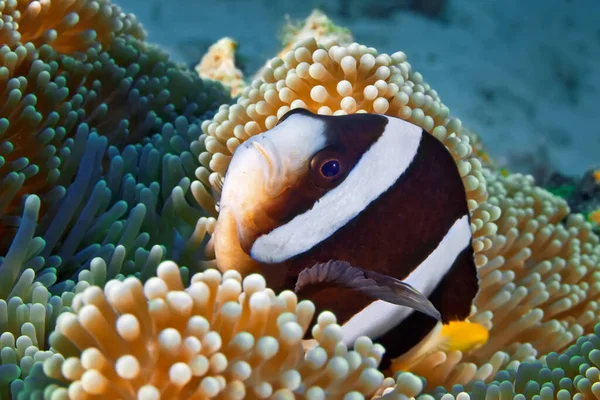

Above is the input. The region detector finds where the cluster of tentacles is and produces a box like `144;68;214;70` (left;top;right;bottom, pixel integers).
198;32;600;398
1;2;600;399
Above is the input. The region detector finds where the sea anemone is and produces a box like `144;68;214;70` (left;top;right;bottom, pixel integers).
0;0;145;51
21;261;394;399
0;0;144;250
0;0;231;393
3;4;600;399
198;36;600;396
0;34;228;251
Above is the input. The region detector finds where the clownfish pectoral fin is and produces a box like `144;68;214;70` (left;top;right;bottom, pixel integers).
295;260;441;321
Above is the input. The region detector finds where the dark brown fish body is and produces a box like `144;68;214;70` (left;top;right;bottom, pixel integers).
213;108;478;364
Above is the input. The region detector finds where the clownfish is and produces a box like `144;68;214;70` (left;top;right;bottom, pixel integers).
213;108;481;367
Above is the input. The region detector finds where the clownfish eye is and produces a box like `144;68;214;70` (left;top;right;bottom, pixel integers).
309;147;346;190
320;160;341;178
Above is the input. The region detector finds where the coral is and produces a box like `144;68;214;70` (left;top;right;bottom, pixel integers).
195;38;245;97
252;10;353;82
277;10;353;62
198;11;355;98
20;261;391;399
